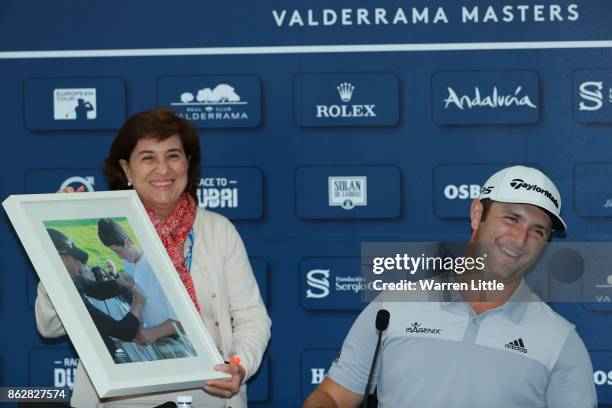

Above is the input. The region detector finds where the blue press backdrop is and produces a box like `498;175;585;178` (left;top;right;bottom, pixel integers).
1;1;612;406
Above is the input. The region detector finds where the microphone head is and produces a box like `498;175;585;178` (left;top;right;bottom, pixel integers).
375;309;390;331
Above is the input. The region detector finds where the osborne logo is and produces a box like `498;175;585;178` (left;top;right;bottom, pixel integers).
594;370;612;386
443;184;481;200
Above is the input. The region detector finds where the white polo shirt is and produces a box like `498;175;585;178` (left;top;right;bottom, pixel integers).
327;280;597;407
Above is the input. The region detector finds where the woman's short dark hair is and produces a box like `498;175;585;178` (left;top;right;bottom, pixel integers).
104;108;201;201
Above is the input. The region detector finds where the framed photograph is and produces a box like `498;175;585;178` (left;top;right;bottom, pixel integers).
3;191;228;398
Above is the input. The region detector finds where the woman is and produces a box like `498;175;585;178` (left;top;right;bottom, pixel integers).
35;108;271;407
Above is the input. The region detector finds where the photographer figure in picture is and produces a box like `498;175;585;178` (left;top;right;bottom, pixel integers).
38;228;146;359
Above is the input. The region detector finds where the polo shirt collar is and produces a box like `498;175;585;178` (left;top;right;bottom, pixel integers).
440;277;532;323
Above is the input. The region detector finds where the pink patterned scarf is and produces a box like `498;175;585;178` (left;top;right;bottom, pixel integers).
145;192;201;312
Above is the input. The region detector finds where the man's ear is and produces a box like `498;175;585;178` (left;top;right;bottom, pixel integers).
470;198;484;232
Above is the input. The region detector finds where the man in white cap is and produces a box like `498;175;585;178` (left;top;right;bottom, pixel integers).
303;166;597;408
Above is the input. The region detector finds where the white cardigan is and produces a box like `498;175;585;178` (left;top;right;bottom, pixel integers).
35;209;271;407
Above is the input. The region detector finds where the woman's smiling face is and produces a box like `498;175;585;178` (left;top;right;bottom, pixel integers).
120;134;188;217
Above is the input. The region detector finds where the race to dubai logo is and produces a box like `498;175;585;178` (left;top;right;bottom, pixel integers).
59;176;96;192
170;83;249;121
328;176;367;210
197;176;239;209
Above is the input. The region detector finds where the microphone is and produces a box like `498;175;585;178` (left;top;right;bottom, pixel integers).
363;309;390;408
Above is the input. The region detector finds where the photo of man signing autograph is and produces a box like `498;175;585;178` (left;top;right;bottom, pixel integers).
303;165;597;408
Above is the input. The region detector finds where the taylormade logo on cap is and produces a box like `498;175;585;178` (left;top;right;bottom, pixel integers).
479;165;566;231
509;178;560;209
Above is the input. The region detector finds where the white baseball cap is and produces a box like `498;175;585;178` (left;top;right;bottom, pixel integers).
479;165;566;231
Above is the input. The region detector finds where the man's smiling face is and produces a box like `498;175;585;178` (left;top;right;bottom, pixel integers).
469;200;552;283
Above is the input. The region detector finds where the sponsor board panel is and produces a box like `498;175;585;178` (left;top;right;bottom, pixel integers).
250;257;268;306
300;257;367;311
581;257;612;312
247;355;269;402
573;69;612;124
158;75;261;128
28;347;78;389
301;349;338;399
433;164;515;218
295;165;401;219
574;163;612;217
24;78;126;130
198;167;263;220
294;73;399;127
592;352;612;404
432;70;540;125
25;169;105;194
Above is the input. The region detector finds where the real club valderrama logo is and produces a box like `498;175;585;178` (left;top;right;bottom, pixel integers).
170;83;249;122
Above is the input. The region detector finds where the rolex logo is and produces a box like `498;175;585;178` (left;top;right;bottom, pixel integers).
337;82;355;102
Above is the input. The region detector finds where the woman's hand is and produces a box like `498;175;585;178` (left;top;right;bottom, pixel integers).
202;361;246;399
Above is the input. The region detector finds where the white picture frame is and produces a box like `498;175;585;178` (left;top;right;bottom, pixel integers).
3;190;228;398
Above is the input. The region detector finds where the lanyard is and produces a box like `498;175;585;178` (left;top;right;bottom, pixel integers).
184;228;195;273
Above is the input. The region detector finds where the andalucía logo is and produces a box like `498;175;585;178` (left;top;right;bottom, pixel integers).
405;322;442;334
294;73;399;127
432;70;540;125
158;75;261;128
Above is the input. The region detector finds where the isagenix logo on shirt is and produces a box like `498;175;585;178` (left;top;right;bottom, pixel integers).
405;322;442;334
